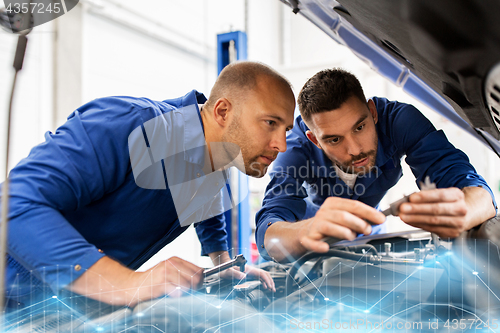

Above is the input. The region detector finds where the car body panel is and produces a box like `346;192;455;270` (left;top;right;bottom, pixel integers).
281;0;500;155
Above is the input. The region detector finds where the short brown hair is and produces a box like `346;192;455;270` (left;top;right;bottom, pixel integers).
206;61;292;110
298;68;366;123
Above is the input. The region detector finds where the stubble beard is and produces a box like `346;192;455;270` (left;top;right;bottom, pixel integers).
222;117;265;178
332;134;379;175
336;149;377;175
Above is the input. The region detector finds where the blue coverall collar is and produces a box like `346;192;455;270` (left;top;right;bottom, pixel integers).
179;90;208;167
374;122;397;169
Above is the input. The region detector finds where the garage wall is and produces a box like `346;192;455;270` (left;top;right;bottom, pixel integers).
0;21;55;179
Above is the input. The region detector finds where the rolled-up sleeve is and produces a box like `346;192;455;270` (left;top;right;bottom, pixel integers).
255;122;312;260
195;214;228;256
381;98;497;211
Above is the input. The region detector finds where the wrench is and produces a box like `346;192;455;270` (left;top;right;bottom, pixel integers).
203;254;247;278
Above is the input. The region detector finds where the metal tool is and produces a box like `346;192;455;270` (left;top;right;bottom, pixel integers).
382;176;436;217
381;195;411;217
322;177;437;246
203;254;247;278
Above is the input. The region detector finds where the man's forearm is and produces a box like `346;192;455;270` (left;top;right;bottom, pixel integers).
263;220;310;263
67;256;143;306
68;255;204;306
208;250;232;265
209;227;309;264
463;186;496;229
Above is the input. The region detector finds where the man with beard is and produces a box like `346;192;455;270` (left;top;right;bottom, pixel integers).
256;68;496;262
2;61;295;309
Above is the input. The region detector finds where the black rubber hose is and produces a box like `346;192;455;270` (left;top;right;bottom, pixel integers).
333;244;379;256
285;249;375;295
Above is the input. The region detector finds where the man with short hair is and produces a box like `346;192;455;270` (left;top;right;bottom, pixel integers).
2;61;295;308
256;68;496;262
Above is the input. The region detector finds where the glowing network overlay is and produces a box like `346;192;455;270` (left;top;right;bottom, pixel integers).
2;237;500;332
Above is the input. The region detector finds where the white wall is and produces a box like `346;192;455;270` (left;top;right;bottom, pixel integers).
0;22;54;178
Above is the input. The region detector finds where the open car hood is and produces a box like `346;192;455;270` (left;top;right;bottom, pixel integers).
281;0;500;156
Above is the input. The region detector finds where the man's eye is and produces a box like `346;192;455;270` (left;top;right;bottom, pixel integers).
266;120;276;126
330;137;340;144
356;124;365;131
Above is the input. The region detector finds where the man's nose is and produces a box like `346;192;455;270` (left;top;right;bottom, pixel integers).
272;130;287;153
346;138;362;156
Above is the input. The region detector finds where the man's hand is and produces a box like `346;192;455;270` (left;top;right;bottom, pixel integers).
264;197;386;262
208;250;275;291
68;256;204;306
142;256;204;299
297;197;386;253
399;186;496;238
218;265;276;292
